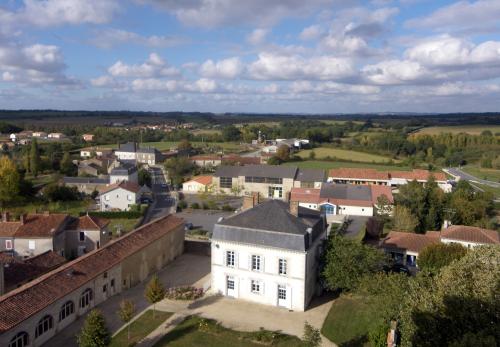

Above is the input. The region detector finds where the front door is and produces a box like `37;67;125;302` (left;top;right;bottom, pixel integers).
226;276;236;297
277;285;288;307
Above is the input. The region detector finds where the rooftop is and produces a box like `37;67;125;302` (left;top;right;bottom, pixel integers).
100;181;141;194
441;225;499;244
381;231;441;253
110;162;137;175
215;165;298;179
329;168;447;182
0;214;70;238
117;142;137;153
0;214;184;333
295;168;325;182
66;215;109;230
63;176;109;184
187;176;213;186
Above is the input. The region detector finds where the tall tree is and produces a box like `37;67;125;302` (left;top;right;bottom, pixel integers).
29;139;40;177
144;275;165;318
392;206;418;232
276;145;290;162
60;151;75;176
0;156;20;207
222;125;241;142
117;300;136;342
77;309;110;347
417;243;467;274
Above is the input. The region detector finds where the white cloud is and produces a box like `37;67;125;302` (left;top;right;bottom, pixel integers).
199;57;243;79
108;53;180;78
89;29;187;49
299;25;323;40
361;60;430;85
247;53;355;80
289;80;380;94
247;28;269;45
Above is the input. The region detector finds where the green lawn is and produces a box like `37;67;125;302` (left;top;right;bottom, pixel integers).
26;173;60;186
322;295;383;347
88;141;247;153
154;315;304;347
297;147;397;163
470;182;500;199
5;200;92;216
462;165;500;182
111;310;173;347
108;218;141;236
416;125;500;135
283;160;410;171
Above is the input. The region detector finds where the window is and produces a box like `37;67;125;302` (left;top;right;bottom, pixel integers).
278;285;287;300
103;284;107;293
301;181;314;188
251;280;262;294
320;204;335;215
59;301;74;322
79;232;85;242
103;272;108;278
251;255;261;271
268;186;283;198
28;240;35;250
79;288;93;308
111;279;115;288
105;195;110;201
279;258;287;275
5;239;12;250
226;251;235;267
245;176;283;184
127;194;133;201
220;177;233;189
35;315;53;338
9;332;29;347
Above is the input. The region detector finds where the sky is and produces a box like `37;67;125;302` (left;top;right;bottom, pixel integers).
1;0;500;113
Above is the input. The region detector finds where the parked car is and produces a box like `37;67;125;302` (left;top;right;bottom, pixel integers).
184;222;194;231
140;197;153;204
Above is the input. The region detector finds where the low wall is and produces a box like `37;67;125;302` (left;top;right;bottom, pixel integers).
184;239;211;256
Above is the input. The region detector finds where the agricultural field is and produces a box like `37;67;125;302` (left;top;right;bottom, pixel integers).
462;165;500;182
415;125;500;135
283;160;410;171
297;147;397;163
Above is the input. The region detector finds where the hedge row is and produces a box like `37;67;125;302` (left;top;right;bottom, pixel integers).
80;211;143;219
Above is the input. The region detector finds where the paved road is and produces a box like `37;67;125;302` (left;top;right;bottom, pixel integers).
445;167;500;188
343;216;369;239
142;167;176;224
177;210;234;232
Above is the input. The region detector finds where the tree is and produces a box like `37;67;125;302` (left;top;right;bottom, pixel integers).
144;275;165;318
417;243;467;274
177;139;192;152
0;156;20;207
29;139;40;177
302;321;322;347
117;300;136;342
77;309;110;347
375;194;392;216
138;168;152;187
164;157;193;188
60;151;75;176
308;150;316;160
392;206;418;232
276;145;290;162
44;184;80;202
222;125;241;142
399;246;500;347
322;233;387;292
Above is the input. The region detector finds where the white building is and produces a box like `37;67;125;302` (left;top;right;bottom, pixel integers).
182;176;213;193
440;225;500;248
109;163;138;184
115;142;162;165
211;196;328;311
99;181;141;211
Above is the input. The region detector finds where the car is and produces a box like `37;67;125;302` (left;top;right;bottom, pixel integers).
184;222;194;231
140;197;153;204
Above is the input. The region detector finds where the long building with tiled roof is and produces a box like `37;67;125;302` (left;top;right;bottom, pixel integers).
0;214;184;347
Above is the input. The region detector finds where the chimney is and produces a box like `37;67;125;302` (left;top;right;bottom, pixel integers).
290;200;299;217
2;212;9;222
20;214;27;225
242;192;259;211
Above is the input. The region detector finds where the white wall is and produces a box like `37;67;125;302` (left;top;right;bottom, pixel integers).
440;238;484;249
100;188;137;211
182;181;205;193
115;151;136;161
337;205;373;216
299;202;319;210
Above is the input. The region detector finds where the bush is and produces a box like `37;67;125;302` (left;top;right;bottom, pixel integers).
190;202;200;209
178;200;188;209
369;324;389;347
222;203;234;211
84;211;143;219
303;321;322;347
165;286;204;301
44;184;80;202
202;202;209;210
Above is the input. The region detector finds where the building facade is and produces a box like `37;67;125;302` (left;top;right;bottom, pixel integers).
99;182;141;211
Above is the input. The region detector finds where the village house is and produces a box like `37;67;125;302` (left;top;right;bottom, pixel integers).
190;155;223;167
63;177;110;195
290;183;393;221
47;133;65;140
328;168;452;192
80;147;114;158
82;134;94;142
182;176;213;193
64;215;111;258
115;142;163;165
380;225;500;268
99;181;143;211
190;154;261;168
109;162;138;184
32;131;47;139
0;214;184;347
213;165;325;200
211;195;328;311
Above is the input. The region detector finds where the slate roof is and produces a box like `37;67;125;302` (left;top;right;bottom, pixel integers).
0;214;184;333
295;168;325;182
110;162;137;175
214;166;243;177
320;184;372;201
215;165;297;179
63;177;110;184
441;225;499;244
213;200;325;251
137;147;159;154
117;142;137;152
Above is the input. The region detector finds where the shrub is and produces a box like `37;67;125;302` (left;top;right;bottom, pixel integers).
165;286;204;300
222;203;234;211
303;321;322;347
202;202;209;210
369;324;389;347
84;211;143;219
178;200;188;209
190;202;200;209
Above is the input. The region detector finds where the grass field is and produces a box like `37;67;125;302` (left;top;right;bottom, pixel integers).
284;160;410;171
322;295;383;346
110;310;172;347
462;165;500;182
416;125;500;135
108;218;141;236
297;147;397;163
4;200;92;216
154;315;304;347
92;141;247;153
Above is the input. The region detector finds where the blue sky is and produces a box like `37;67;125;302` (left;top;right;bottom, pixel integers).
1;0;500;113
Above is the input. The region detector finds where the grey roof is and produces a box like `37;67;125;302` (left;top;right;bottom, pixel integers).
320;183;372;201
117;142;137;152
110;162;137;175
137;147;159;154
215;165;297;179
63;177;109;184
212;200;325;251
295;168;325;182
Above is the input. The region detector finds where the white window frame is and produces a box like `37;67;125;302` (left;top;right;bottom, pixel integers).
5;239;13;250
226;250;235;267
251;280;262;294
278;258;287;275
251;255;262;271
28;240;35;250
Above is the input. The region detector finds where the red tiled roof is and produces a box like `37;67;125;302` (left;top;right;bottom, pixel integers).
381;231;440;253
390;169;447;182
223;155;261;165
327;198;373;207
100;181;141;194
190;155;222;161
189;176;213;186
67;215;109;230
290;188;321;204
0;214;69;238
441;225;500;245
329;168;389;180
0;214;184;333
370;185;394;204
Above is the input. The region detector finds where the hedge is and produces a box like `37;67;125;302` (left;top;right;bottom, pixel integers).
81;211;143;219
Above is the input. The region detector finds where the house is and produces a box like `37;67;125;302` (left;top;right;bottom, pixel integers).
32;131;47;138
380;225;499;268
82;134;94;142
99;181;142;211
190;155;261;168
0;213;71;258
190;155;223;167
80;147;114;158
77;163;101;177
211;196;328;311
48;133;65;140
182;176;213;193
0;214;184;347
63;177;110;195
290;183;393;220
115;142;163;165
0;251;67;295
109;162;138;184
9;134;17;142
328;168;451;192
64;215;110;258
213;165;325;200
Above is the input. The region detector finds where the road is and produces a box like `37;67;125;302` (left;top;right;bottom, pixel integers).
445;167;500;188
142;166;176;224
